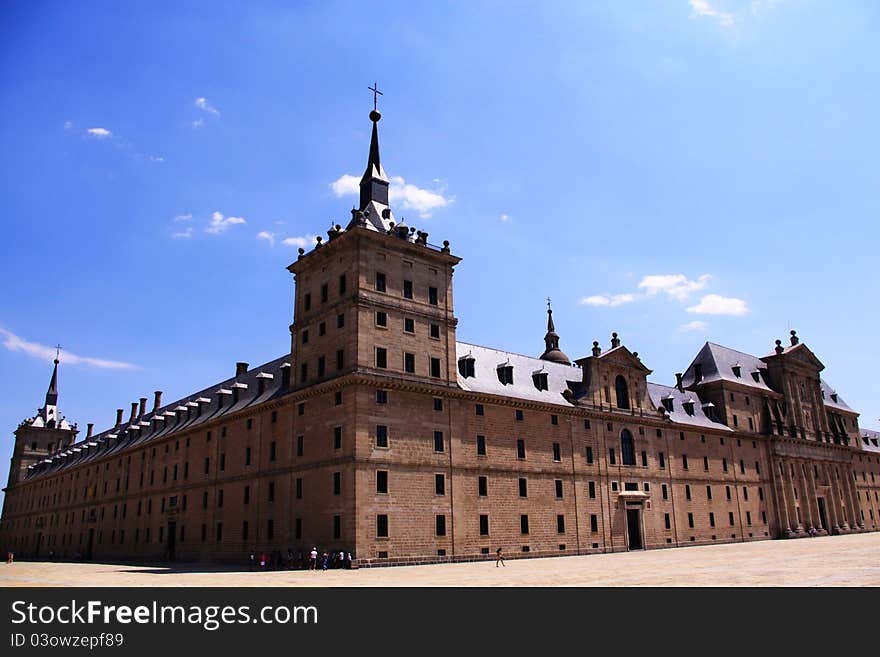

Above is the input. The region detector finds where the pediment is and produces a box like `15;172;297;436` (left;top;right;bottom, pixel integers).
786;344;825;371
597;346;652;374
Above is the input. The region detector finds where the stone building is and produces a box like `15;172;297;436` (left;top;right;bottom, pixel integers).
2;106;879;566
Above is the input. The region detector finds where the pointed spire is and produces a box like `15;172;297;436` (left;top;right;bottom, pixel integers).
539;300;571;365
45;355;59;408
360;86;390;211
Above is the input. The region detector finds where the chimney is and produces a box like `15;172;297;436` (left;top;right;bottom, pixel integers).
130;402;138;422
236;362;249;377
153;390;163;411
86;423;94;439
789;330;799;346
610;332;620;349
675;373;683;392
139;397;147;417
694;364;703;383
591;341;601;357
115;409;124;426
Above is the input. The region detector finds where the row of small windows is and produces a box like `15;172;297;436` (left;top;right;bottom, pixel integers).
374;272;439;306
300;313;345;344
299;350;346;383
376;348;442;377
302;274;347;312
375;513;569;538
375;311;442;339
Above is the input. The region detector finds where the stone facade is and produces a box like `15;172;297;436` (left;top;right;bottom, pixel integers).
2;109;879;567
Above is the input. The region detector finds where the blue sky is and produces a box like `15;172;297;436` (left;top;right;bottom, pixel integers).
2;1;879;502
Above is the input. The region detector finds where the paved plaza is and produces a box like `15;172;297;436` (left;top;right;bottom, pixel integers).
2;532;879;587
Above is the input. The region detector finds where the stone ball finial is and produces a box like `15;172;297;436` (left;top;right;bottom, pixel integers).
593;341;599;347
298;247;305;255
335;224;341;231
389;221;395;228
443;240;449;247
775;339;782;346
369;109;381;122
790;330;797;336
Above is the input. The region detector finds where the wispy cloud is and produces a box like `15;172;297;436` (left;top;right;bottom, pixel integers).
206;211;246;235
256;231;276;246
195;97;220;116
65;122;163;163
687;294;749;316
679;320;709;332
282;235;318;249
172;227;194;239
192;118;205;128
580;294;636;307
0;327;136;369
638;274;711;301
173;214;193;223
689;0;735;27
86;127;112;138
330;174;453;218
499;213;510;222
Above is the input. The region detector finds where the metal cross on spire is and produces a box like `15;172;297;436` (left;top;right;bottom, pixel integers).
546;297;552;310
54;344;62;361
368;82;383;111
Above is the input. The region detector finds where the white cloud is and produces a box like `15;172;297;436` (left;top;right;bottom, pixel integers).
148;155;165;163
86;127;112;138
195;97;220;116
687;294;749;316
580;294;635;307
679;320;709;332
282;235;318;249
499;213;510;222
63;120;73;130
173;213;193;222
192;118;205;128
256;231;276;246
172;227;194;239
0;327;136;369
638;274;710;301
689;0;734;27
330;173;452;218
330;174;360;196
206;211;246;234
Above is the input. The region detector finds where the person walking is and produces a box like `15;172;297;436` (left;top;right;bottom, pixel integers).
309;547;318;570
321;551;329;572
495;547;506;567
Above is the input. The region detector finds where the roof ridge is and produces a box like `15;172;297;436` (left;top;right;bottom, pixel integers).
457;341;580;367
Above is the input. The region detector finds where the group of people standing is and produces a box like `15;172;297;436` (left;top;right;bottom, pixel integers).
248;547;353;571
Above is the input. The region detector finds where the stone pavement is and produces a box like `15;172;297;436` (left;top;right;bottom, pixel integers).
2;533;879;587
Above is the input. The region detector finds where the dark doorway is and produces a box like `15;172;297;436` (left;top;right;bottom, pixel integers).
817;498;828;532
167;521;177;561
626;509;643;550
86;529;94;560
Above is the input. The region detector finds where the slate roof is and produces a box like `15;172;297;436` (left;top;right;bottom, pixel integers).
646;382;733;432
26;355;290;480
681;342;774;392
819;378;854;413
861;429;880;453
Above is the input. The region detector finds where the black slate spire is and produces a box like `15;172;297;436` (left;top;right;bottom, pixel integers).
539;302;571;365
45;357;59;407
359;104;390;211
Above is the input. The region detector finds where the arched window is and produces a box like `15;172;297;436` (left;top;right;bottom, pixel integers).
620;429;635;466
615;375;630;410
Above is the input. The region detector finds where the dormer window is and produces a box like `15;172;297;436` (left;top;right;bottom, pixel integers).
532;371;549;391
661;396;674;413
732;363;742;378
751;371;760;383
702;402;717;422
497;364;514;385
682;399;695;416
830;393;838;403
458;356;475;378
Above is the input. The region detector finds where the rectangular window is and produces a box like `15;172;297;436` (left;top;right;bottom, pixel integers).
428;286;438;305
641;451;648;467
476;435;486;456
591;514;599;533
301;363;308;383
588;481;596;499
295;518;302;539
334;426;342;450
710;512;716;527
376;425;388;448
551;414;558;425
377;514;388;537
339;274;346;295
430;324;440;339
403;279;413;299
726;486;731;500
376;470;388;494
244;486;250;504
586;446;594;464
557;515;566;534
685;485;691;500
318;321;326;337
267;519;274;540
555;479;563;498
707;485;712;500
430;357;441;378
662;484;668;500
336;349;344;370
688;513;694;528
320;283;328;303
433;398;443;411
479;476;489;497
302;329;309;345
304;293;311;311
376;389;388;404
376;348;387;369
729;512;735;526
404;317;415;333
515;409;524;421
521;514;530;535
479;515;489;536
665;513;671;530
267;481;275;502
659;452;665;469
245;447;251;466
682;455;688;470
475;404;484;416
295;478;302;499
296;435;304;457
703;456;709;471
552;442;561;462
216;523;223;542
375;311;387;327
435;474;445;495
436;515;447;537
518;478;527;497
337;313;345;328
723;458;728;472
404;352;416;373
609;448;616;465
333;472;341;495
740;460;745;474
375;272;386;292
434;431;444;452
516;439;526;459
